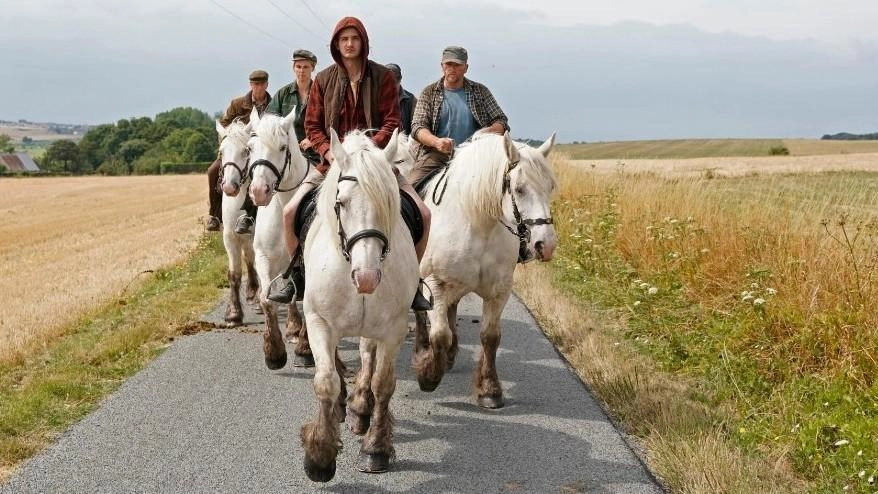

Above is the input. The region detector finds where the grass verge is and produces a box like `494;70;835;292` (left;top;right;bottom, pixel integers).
0;234;225;483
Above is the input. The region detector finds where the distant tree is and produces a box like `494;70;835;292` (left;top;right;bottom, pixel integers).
0;164;7;175
155;107;213;132
78;123;115;169
0;134;14;153
183;132;215;162
43;140;83;173
22;136;33;145
118;138;151;164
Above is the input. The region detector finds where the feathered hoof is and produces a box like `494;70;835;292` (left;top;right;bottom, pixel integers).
304;455;336;482
346;409;370;435
264;352;287;370
477;394;504;409
417;375;441;392
292;353;315;368
224;318;242;329
357;452;390;473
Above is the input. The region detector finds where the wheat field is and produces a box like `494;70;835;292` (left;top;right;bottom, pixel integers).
0;176;206;363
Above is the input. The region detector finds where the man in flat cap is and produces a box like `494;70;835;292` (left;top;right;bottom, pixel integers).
408;46;508;188
266;49;320;166
206;70;271;233
385;63;417;135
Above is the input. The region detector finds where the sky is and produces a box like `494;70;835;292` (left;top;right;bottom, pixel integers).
1;0;877;142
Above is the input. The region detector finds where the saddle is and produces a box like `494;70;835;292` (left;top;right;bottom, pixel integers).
293;187;425;250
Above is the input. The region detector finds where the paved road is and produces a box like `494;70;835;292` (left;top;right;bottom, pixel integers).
2;293;664;493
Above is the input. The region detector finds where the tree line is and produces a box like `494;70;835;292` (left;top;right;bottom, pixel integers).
38;107;217;175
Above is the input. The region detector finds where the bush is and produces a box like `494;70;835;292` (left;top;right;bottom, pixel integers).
160;162;212;174
769;145;790;156
132;156;162;175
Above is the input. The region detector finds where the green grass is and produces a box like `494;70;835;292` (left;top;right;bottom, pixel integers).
558;139;785;159
0;234;226;479
546;170;878;492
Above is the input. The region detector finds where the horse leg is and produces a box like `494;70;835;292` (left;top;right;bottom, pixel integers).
244;259;259;306
474;293;510;409
446;302;459;370
413;287;453;392
347;338;377;435
289;303;314;367
358;338;403;473
260;298;287;370
300;321;341;483
224;269;244;327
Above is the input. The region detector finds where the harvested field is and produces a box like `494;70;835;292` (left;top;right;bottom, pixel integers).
568;152;878;178
0;176;206;362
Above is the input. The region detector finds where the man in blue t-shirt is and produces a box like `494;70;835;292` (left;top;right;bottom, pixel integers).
408;46;509;188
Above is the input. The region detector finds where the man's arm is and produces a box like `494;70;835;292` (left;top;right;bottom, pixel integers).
219;98;238;127
476;85;510;134
304;78;330;161
372;70;401;148
410;84;433;144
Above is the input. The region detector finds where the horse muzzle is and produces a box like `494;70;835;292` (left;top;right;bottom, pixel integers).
534;237;557;262
250;184;273;207
352;268;382;294
222;182;240;197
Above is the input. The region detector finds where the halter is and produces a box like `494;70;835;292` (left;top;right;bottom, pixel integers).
219;135;250;186
500;159;554;248
334;175;390;263
247;134;306;193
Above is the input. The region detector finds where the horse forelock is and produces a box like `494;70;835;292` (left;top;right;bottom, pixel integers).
516;146;557;196
220;120;250;151
253;114;288;152
316;131;400;242
449;133;507;222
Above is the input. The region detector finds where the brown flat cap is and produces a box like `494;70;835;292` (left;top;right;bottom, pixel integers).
249;69;269;82
292;49;317;64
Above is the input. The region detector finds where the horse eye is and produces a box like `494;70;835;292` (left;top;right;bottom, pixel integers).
244;147;250;155
280;145;288;152
515;185;525;195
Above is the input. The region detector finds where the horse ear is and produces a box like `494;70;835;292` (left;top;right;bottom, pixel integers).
249;107;260;128
215;119;226;137
383;128;399;164
330;128;347;171
281;107;296;132
537;132;556;158
503;131;520;165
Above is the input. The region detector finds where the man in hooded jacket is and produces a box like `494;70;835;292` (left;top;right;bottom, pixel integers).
272;17;432;311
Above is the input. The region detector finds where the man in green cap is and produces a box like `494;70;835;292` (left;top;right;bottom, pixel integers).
206;69;271;233
266;49;320;165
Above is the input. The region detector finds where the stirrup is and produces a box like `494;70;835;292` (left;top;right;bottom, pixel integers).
267;277;296;304
411;279;433;311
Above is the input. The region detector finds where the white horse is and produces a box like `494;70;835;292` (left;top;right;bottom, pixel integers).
300;129;419;482
412;131;558;408
246;108;311;369
215;118;259;326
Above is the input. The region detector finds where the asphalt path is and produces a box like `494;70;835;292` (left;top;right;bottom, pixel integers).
2;293;664;493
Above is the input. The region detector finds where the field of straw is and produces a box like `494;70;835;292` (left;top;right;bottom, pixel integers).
0;176;205;363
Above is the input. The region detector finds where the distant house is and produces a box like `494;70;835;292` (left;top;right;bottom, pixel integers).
0;153;41;173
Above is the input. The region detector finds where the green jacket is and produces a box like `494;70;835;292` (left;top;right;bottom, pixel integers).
266;81;319;162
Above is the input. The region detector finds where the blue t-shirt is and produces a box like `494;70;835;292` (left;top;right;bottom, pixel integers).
437;88;478;146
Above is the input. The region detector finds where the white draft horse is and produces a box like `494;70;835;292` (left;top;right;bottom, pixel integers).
413;131;558;408
215;118;259;326
246;109;312;369
300;129;419;481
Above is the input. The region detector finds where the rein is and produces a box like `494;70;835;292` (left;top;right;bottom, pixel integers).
334;175;390;263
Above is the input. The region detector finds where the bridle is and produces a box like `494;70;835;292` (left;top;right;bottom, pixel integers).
334;175;390;263
247;133;306;193
500;158;553;249
219;135;250;186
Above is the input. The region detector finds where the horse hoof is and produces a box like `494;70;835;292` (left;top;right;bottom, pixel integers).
346;409;370;435
304;456;336;482
254;305;264;315
292;353;315;368
224;319;242;328
417;375;441;392
477;395;505;409
264;353;287;370
357;452;390;473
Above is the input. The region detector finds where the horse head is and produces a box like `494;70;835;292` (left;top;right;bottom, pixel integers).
505;131;558;261
320;128;401;294
247;107;305;206
216;119;252;197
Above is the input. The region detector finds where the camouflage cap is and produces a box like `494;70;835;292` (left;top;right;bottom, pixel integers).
292;49;317;64
249;69;269;82
441;46;468;64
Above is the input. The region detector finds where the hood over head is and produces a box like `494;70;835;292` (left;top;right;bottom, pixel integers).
330;17;369;67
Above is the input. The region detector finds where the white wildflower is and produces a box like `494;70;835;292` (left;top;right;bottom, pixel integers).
750;282;759;289
766;288;777;295
834;439;849;446
741;291;750;297
633;279;643;284
639;282;650;289
857;450;863;456
753;298;766;306
585;238;593;243
669;252;679;258
742;294;754;302
858;470;865;478
647;287;658;295
868;475;874;484
670;219;678;224
633;300;641;306
700;248;709;254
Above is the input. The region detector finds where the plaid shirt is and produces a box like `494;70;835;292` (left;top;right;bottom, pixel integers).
410;77;509;158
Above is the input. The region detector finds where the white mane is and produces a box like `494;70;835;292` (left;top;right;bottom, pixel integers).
316;130;400;244
449;132;556;223
252;113;289;151
220;119;250;151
